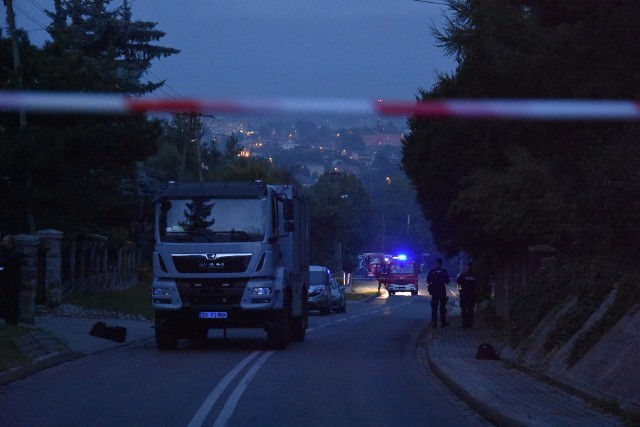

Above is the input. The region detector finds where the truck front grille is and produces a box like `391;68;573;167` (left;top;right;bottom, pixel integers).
172;254;251;274
176;279;247;308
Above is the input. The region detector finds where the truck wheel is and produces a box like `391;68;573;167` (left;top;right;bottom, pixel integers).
155;318;178;350
291;305;308;342
268;308;291;350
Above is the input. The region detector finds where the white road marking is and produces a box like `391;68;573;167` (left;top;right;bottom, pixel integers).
188;351;261;427
212;351;274;427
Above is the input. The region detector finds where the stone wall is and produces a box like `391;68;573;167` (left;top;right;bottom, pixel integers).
13;230;138;324
501;292;640;414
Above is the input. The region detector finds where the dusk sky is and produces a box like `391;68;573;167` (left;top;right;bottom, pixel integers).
3;1;456;102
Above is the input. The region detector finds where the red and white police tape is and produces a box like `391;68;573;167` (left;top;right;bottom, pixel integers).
1;90;640;120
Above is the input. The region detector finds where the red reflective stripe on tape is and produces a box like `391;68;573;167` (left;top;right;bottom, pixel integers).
376;101;454;117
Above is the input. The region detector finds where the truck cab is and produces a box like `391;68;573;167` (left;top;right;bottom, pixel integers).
151;181;308;350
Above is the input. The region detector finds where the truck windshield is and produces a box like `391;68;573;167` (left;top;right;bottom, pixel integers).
390;263;415;274
159;196;267;243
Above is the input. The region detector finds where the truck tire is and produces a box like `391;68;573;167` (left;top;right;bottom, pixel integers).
291;297;308;342
155;314;178;350
321;296;331;315
338;299;346;313
267;307;291;350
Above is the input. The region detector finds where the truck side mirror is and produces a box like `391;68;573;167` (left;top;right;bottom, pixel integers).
283;199;294;221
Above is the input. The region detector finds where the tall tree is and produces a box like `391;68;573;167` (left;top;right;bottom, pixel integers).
0;0;178;234
43;0;179;94
402;0;640;265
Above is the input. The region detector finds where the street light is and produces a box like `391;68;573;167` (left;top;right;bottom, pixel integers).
381;176;391;252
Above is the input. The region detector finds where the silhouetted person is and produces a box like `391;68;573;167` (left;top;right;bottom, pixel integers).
457;263;477;329
427;258;449;328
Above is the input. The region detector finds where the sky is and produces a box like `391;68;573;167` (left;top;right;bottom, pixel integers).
3;0;455;103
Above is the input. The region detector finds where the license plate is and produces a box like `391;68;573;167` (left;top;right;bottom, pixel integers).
199;311;228;319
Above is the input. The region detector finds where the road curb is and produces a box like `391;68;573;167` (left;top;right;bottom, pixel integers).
0;350;83;387
0;335;155;388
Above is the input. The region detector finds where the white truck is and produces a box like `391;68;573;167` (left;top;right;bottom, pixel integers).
151;181;309;350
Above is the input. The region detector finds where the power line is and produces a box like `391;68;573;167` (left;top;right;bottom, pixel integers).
12;3;48;32
146;69;186;99
413;0;449;5
25;0;46;14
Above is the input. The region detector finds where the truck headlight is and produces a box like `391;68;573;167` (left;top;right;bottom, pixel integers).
153;287;171;296
252;287;273;296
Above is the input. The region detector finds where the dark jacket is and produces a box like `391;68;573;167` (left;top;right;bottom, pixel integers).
457;273;477;300
427;267;449;298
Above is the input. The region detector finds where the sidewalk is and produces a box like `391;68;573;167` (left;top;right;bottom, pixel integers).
422;298;626;426
0;311;154;387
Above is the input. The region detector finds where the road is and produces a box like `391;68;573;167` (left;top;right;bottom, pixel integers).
0;286;490;426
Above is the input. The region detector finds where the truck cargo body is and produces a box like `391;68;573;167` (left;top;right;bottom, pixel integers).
152;181;308;349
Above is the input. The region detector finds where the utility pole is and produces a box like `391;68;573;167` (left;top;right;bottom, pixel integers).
5;0;36;232
4;0;25;127
178;112;213;182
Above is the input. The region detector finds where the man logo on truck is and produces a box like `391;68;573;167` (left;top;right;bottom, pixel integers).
199;261;225;270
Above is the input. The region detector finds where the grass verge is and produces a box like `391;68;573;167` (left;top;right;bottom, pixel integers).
63;282;154;320
0;325;32;371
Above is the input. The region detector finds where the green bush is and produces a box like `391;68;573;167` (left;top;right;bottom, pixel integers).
509;257;568;347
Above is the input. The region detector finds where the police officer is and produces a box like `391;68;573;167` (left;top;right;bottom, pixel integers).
426;258;449;328
457;263;477;329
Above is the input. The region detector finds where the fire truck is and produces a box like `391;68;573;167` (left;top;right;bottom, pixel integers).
378;254;419;296
362;253;391;279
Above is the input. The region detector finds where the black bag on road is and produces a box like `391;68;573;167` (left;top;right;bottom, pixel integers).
89;321;127;343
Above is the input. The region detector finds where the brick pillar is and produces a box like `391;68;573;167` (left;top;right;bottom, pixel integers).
36;229;64;307
14;234;39;324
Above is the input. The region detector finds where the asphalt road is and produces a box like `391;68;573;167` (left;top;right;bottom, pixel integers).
0;290;490;426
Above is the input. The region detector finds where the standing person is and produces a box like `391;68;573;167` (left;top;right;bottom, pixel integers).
0;234;22;325
457;263;478;329
426;258;450;328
